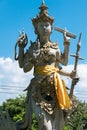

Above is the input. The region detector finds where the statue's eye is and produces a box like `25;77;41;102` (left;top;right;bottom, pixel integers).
45;23;50;27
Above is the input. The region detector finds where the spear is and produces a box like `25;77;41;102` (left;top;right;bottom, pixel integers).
69;32;84;99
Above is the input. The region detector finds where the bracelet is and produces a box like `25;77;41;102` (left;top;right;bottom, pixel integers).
64;41;70;46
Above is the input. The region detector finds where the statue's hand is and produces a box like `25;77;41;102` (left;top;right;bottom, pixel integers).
70;71;79;85
17;31;28;48
72;77;79;85
70;71;76;79
0;110;17;130
64;30;70;44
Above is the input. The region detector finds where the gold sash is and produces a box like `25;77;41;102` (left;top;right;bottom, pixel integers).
35;65;70;109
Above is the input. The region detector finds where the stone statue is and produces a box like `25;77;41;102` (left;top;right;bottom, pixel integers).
0;1;79;130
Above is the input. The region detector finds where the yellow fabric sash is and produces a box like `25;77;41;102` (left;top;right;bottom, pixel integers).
35;65;71;109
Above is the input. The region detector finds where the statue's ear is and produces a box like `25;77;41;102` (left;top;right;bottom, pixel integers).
34;27;38;34
51;25;53;33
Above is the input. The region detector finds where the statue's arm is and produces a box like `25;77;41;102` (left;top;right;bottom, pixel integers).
59;42;70;65
59;69;75;79
16;32;33;73
58;32;70;65
18;47;33;73
59;69;71;78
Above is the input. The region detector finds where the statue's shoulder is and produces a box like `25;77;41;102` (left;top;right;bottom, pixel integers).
50;41;58;49
29;41;36;49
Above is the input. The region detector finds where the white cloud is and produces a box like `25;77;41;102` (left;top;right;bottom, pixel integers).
62;64;87;102
0;57;87;105
0;57;33;104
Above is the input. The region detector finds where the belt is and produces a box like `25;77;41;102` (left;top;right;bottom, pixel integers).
35;65;70;109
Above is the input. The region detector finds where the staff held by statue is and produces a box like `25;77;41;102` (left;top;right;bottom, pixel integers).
69;32;84;99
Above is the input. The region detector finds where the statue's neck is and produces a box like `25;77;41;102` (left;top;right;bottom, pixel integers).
39;35;50;44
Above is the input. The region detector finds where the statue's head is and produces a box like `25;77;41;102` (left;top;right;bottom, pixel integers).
32;0;54;35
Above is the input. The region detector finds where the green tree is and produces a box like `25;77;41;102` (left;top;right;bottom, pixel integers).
0;95;38;130
1;95;26;122
0;96;87;130
64;101;87;130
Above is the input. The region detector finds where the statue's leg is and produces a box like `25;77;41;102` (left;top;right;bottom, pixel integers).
31;97;53;130
37;106;64;130
42;111;64;130
30;84;64;130
52;107;65;130
31;97;44;130
42;113;53;130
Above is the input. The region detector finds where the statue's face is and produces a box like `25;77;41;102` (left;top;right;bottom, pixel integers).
37;21;52;36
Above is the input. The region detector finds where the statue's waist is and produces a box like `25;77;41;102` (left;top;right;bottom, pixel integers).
34;65;59;75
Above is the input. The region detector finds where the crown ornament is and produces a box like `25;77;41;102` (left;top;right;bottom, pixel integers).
32;0;54;33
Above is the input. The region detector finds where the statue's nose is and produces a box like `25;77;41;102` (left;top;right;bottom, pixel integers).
43;26;46;29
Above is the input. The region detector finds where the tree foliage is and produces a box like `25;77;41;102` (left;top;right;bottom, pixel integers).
0;95;26;122
64;101;87;130
0;96;87;130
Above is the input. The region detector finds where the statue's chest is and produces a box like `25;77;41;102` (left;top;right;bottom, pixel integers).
39;46;57;63
29;42;59;64
40;46;57;57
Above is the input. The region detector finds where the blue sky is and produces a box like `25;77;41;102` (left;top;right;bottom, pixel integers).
0;0;87;61
0;0;87;104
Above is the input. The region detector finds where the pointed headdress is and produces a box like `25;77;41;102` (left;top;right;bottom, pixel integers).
32;0;54;33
